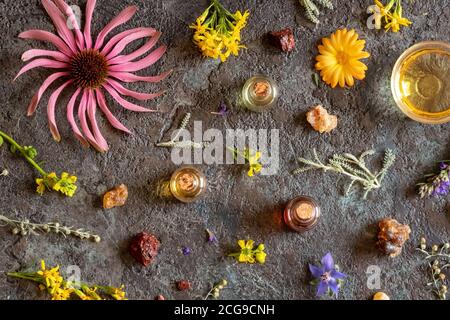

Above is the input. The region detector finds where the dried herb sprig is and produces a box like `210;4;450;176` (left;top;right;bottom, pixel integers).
417;161;450;198
293;149;395;198
300;0;334;24
156;113;210;149
204;279;228;300
0;214;101;242
0;131;77;197
417;238;450;300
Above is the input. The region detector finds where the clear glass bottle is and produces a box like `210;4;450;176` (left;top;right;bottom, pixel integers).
391;41;450;124
169;167;207;203
241;74;279;112
284;196;320;233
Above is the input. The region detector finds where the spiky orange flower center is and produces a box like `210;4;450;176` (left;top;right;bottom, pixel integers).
70;49;108;89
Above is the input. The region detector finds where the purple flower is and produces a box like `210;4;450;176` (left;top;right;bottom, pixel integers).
211;101;228;116
439;162;448;170
182;247;192;256
206;229;217;243
309;253;347;298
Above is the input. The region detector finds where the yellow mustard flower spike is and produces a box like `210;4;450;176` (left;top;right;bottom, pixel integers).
315;28;370;88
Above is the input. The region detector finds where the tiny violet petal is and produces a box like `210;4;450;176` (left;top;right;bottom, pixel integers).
321;253;334;272
182;247;192;256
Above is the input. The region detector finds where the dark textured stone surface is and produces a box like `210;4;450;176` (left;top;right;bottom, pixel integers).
0;0;449;300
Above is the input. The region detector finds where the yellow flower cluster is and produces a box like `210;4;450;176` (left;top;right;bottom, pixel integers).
228;147;264;177
229;240;267;264
36;172;77;197
190;0;249;62
374;0;412;32
8;260;127;300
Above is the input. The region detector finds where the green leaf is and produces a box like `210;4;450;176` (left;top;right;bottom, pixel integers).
10;145;17;154
312;73;320;87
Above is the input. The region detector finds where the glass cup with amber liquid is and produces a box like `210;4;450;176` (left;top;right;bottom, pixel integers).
391;41;450;124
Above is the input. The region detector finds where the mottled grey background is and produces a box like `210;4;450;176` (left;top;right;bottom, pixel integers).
0;0;449;300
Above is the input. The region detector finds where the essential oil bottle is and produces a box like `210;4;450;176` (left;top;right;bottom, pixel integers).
241;74;279;112
284;196;321;233
169;167;207;203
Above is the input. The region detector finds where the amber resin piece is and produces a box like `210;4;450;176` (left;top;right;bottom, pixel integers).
176;280;191;291
268;28;295;53
376;218;411;258
306;105;338;133
129;232;160;266
373;292;390;300
103;184;128;209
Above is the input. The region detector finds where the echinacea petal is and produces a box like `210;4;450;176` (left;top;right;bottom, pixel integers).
21;49;69;63
53;0;85;49
108;45;167;72
47;79;73;141
78;90;103;151
14;58;68;81
105;78;165;101
108;70;173;83
19;30;73;57
66;88;89;147
27;71;69;116
41;0;77;52
86;90;109;152
102;83;156;112
100;27;148;56
105;28;158;61
95;89;132;134
108;30;161;64
84;0;96;48
94;6;137;50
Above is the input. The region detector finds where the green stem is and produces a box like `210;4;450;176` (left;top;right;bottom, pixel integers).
0;130;47;176
7;272;43;283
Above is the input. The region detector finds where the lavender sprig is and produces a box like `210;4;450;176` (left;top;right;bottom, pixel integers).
417;161;450;198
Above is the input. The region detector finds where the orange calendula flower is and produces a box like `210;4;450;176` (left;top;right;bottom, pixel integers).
315;29;370;88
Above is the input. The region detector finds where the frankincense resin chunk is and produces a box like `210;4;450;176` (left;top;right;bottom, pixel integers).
103;184;128;209
306;105;338;133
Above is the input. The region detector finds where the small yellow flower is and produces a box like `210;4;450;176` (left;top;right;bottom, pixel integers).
36;172;58;195
37;260;63;292
230;240;266;264
81;286;103;300
52;172;77;197
110;285;127;300
51;287;73;300
247;151;263;177
255;251;267;264
385;12;412;32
